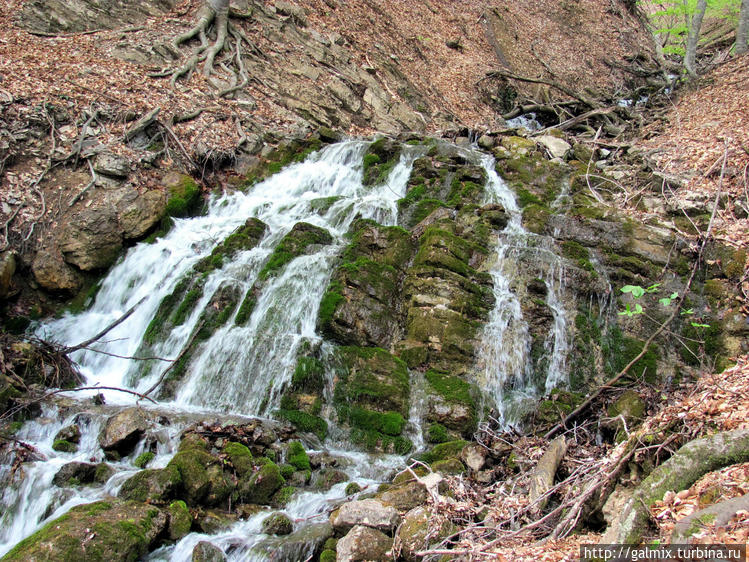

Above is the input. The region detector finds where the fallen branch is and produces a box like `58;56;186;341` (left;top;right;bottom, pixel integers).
62;295;147;354
483;69;598;108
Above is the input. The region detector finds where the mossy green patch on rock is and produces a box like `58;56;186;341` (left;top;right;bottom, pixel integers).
165;175;201;218
275;409;328;440
2;500;167;562
223;441;253;477
167;500;192;541
419;440;469;465
118;465;182;503
194;218;267;274
52;439;78;453
238;461;284;505
334;346;410;417
134;451;155;469
259;222;333;280
362;138;402;186
286;441;311;471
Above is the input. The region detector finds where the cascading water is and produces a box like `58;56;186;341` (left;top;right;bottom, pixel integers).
2;138;579;559
475;153;572;427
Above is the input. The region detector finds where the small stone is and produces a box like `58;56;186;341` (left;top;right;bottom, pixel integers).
262;512;293;536
336;525;393;562
94;152;130;178
477;134;494;150
99;407;151;455
461;443;487;472
331;499;400;533
192;541;226;562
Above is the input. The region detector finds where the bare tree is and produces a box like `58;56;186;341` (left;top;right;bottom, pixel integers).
736;0;749;55
684;0;708;77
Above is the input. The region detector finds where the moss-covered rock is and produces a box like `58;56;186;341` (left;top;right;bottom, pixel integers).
134;451;155;469
258;222;333;280
166;448;216;505
362;138;402;186
419;440;469;465
424;369;478;435
237;462;284;505
286;441;311;471
118;465;182;503
167;500;192;541
2;500;167;562
262;512;293;536
52;439;78;453
223;441;253;477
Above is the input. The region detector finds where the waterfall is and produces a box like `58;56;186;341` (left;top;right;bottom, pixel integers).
37;141;419;413
3;138;581;559
475;153;572;427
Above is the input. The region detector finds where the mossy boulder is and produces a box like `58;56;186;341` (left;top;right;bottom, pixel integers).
98;407;151;456
134;451;155;469
52;439;78;453
286;441;311;471
52;462;114;488
2;500;167;562
237;462;284;505
167;500;192;540
118;465;182;503
223;441;253;477
424;369;478;436
261;512;293;536
164;173;201;218
166;448;216;505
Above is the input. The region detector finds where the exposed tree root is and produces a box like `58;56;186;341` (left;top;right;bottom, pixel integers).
156;0;246;89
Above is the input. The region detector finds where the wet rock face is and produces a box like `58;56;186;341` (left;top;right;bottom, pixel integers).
191;541;226;562
1;500;168;562
53;461;113;487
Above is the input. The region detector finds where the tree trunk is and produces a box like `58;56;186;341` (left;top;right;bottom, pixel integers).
736;0;749;55
684;0;708;77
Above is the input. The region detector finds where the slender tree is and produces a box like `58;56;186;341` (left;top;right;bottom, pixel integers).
684;0;708;77
736;0;749;54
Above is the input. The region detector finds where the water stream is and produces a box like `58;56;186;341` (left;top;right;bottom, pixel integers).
2;139;575;558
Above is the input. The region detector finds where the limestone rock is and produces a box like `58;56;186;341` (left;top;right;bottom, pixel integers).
536;135;571;160
397;506;454;562
376;481;427;512
117;189;166;239
331;499;400;533
94;152;131;178
252;523;333;561
336;525;393;562
0;500;167;561
59;205;124;271
192;541;226;562
32;247;82;292
99;407;151;454
461;442;487;472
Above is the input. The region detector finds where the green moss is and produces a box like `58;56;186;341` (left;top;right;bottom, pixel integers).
275;409;328;440
419;440;468;465
272;486;297;506
238;462;284;505
320;550;337;562
516;187;543;208
52;439;78;453
427;423;450;444
167;500;191;540
291;356;325;392
522;204;551;234
362;138;402;186
344;406;405;436
318;280;344;333
194;218;267;274
309;196;344;214
345;482;361;495
602;327;660;383
224;441;253;477
561;241;596;273
432;458;466;475
172;288;202;326
259;222;333;280
134;451;155;469
680;320;723;368
287;441;311;471
165;176;201;218
279;464;295;480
